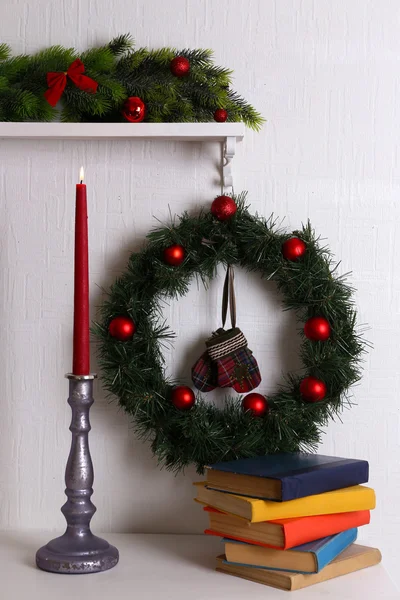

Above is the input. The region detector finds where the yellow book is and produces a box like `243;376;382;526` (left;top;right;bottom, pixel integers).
194;482;375;523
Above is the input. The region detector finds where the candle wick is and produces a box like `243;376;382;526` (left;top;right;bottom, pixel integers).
80;180;83;184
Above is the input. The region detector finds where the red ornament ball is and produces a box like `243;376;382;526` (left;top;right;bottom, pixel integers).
214;109;228;123
109;316;136;341
282;237;307;261
211;195;237;221
171;386;196;410
242;393;269;417
122;96;146;123
170;56;190;77
304;316;331;341
300;376;327;402
163;244;185;266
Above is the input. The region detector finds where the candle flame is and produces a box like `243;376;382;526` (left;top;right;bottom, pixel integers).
79;166;84;183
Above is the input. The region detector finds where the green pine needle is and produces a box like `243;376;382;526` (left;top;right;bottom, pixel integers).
0;43;11;62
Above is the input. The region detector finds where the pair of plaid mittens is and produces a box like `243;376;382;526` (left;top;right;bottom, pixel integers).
191;266;262;393
191;327;261;393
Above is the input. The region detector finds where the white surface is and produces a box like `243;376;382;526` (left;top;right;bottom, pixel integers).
1;533;397;600
0;122;245;141
1;0;400;591
0;122;243;187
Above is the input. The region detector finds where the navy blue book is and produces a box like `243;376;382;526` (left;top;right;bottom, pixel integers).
223;528;358;573
206;453;369;501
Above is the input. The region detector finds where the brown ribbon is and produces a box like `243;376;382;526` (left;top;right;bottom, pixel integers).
222;265;236;329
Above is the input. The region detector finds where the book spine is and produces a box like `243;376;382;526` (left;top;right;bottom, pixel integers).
314;528;358;571
281;461;369;501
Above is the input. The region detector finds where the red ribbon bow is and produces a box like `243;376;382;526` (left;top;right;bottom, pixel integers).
44;58;98;107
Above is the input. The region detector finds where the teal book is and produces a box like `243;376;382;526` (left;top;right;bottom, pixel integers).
223;528;358;574
207;453;369;501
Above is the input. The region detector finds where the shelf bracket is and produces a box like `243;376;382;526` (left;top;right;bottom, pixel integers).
222;136;236;190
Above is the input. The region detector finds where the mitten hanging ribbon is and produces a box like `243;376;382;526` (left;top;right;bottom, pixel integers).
221;264;236;329
44;58;98;107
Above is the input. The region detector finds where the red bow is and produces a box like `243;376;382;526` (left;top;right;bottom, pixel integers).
44;59;98;107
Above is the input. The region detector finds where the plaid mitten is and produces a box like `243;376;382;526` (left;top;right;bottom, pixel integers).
191;350;218;392
206;327;262;393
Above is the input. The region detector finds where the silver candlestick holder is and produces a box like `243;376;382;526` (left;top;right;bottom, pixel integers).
36;373;119;574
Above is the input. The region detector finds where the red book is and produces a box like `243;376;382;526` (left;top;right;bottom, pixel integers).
204;506;370;550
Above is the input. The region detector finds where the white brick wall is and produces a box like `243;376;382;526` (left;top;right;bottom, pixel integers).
0;0;399;589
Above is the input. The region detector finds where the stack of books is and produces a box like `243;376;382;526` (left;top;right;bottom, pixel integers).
194;453;381;592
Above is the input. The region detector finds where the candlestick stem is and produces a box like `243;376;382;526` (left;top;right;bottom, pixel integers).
36;374;119;574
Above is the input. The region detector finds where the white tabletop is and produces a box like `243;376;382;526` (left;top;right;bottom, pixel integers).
1;532;398;599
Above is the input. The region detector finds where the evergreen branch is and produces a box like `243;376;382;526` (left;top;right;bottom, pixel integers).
80;47;115;72
0;43;11;61
108;34;134;56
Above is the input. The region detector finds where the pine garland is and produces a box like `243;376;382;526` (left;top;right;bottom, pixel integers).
0;34;263;129
94;193;366;473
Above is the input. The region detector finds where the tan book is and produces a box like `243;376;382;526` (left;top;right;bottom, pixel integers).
216;544;382;591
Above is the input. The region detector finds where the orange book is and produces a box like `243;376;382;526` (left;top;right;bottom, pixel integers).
204;506;371;550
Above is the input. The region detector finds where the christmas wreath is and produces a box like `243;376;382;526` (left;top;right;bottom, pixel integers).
95;194;365;473
0;34;262;128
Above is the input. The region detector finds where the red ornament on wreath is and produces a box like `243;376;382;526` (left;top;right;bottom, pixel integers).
211;195;237;221
304;316;331;341
300;376;327;402
171;386;195;410
122;96;146;122
109;316;136;341
282;237;306;261
163;244;185;266
242;393;269;417
214;109;228;123
170;56;190;77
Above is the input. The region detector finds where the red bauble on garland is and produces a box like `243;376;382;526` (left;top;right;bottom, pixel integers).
211;195;237;221
282;237;307;261
242;393;269;417
122;96;146;122
304;316;331;341
214;109;228;122
170;56;190;77
300;376;327;402
109;316;136;341
163;244;186;266
171;386;196;410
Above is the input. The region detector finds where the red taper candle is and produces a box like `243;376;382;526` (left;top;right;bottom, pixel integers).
72;167;90;375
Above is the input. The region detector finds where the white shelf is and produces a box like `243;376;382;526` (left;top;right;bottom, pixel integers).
0;122;245;141
1;533;397;600
0;122;244;189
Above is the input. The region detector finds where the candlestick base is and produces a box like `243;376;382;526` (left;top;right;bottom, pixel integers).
36;533;119;574
36;373;119;574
